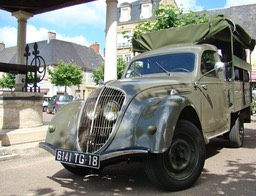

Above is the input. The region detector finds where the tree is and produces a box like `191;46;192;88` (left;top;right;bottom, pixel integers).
48;60;84;94
92;63;104;85
0;73;15;90
126;4;209;38
92;58;127;85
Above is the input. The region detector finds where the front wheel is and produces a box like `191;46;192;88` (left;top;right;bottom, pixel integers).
144;120;206;191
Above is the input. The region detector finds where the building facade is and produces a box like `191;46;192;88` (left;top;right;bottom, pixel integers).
117;0;177;62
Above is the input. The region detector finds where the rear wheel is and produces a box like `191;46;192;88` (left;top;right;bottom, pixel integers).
144;120;205;191
229;116;244;148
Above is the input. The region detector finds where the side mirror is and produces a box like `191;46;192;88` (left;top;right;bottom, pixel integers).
215;62;225;72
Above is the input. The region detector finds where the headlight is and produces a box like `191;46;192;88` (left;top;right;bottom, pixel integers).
86;103;100;120
103;101;120;121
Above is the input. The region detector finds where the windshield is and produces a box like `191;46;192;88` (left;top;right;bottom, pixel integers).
125;53;195;78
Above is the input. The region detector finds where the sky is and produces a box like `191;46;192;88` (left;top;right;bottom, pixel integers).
0;0;256;54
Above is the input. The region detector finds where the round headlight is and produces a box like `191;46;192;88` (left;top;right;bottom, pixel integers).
86;103;100;120
103;101;120;121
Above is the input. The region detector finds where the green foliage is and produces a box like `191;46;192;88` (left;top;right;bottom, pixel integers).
92;63;104;85
0;73;15;89
48;60;83;93
92;58;127;85
26;72;40;84
117;58;127;78
131;4;209;37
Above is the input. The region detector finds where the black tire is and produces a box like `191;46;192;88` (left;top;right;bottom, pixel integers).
61;163;93;176
229;116;244;148
42;106;47;112
144;120;206;191
46;107;51;114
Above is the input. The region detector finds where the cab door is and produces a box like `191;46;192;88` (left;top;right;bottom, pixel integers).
200;50;229;134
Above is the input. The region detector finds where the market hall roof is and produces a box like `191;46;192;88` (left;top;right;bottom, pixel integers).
0;0;96;15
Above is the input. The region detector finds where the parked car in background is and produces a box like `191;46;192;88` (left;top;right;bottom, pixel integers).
252;87;256;99
42;96;51;112
46;95;73;114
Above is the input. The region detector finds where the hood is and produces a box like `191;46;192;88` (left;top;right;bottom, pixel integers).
104;75;192;97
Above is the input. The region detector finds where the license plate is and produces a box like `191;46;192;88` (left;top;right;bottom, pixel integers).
55;149;100;169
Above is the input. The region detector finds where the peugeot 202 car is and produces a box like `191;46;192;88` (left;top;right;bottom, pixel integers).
40;15;254;191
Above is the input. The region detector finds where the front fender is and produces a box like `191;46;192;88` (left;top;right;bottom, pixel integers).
44;100;84;150
135;95;191;153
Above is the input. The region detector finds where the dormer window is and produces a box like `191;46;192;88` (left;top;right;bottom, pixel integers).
140;2;152;19
119;3;131;22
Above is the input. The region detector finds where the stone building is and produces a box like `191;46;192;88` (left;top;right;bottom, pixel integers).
0;32;104;99
117;0;177;62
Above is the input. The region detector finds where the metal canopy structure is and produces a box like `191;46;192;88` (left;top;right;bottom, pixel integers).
0;0;96;15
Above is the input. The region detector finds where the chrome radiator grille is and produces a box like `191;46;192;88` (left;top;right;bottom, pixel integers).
78;87;125;153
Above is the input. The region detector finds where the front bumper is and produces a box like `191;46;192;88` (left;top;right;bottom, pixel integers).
39;141;149;162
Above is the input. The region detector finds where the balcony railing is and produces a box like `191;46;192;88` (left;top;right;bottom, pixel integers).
117;42;132;49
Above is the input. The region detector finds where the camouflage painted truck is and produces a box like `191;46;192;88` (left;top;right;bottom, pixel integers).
40;15;255;191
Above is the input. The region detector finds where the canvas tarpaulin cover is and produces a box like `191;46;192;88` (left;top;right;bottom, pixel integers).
132;15;255;53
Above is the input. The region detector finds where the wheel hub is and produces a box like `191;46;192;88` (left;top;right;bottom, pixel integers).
169;139;191;171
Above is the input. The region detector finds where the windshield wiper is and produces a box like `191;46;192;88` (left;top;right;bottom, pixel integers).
155;62;171;75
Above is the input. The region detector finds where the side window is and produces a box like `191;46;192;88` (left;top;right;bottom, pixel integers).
201;51;217;77
234;68;249;82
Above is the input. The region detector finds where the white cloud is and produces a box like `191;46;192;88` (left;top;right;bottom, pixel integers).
27;25;49;43
0;26;17;47
175;0;204;11
57;34;90;46
0;24;91;47
32;1;106;29
225;0;256;7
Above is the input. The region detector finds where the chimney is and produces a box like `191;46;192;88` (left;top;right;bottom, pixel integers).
0;42;5;52
90;42;100;54
47;31;56;43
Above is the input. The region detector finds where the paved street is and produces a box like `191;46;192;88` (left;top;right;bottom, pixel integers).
0;114;256;196
43;112;54;125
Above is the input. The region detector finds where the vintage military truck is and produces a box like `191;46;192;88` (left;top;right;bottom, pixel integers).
40;15;255;191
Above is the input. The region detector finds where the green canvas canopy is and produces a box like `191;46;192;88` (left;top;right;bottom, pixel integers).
132;15;255;53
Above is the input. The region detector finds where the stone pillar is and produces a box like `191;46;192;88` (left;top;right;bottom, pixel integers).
104;0;118;82
12;10;33;91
